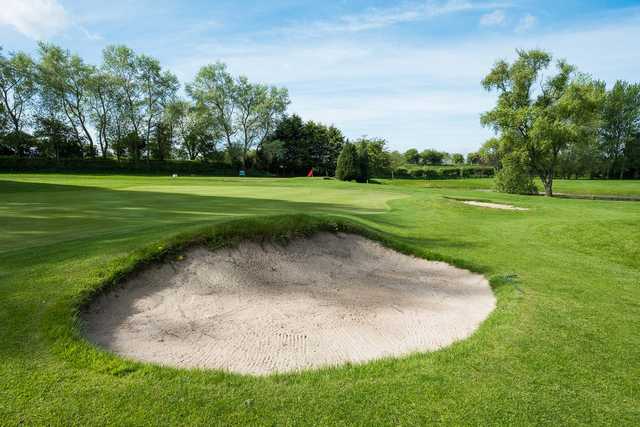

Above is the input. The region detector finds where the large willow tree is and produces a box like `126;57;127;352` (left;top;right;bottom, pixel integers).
481;49;602;196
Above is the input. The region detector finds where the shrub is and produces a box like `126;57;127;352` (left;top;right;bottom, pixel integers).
356;144;369;182
336;143;360;181
410;169;424;179
494;153;538;194
395;167;410;178
391;165;494;180
0;157;240;176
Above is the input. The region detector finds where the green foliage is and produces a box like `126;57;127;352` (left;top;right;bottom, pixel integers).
599;80;640;178
0;131;34;157
34;116;82;159
257;139;285;171
0;47;36;134
151;122;173;161
354;137;391;178
466;151;482;165
451;153;464;164
392;165;494;179
420;148;448;165
4;39;640;182
188;62;289;168
166;100;219;160
356;140;370;182
481;49;602;195
259;114;345;176
494;153;538;194
403;148;420;164
336;142;359;181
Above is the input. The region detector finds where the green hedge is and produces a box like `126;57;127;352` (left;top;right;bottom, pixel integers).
392;165;494;179
0;157;245;176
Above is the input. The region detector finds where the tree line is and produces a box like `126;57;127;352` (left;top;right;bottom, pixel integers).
0;38;463;181
3;44;638;187
0;43;402;178
0;43;290;168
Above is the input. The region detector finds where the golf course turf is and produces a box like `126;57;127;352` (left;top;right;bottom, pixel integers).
1;174;639;425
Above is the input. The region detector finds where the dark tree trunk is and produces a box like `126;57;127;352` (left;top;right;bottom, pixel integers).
619;156;626;179
541;174;553;197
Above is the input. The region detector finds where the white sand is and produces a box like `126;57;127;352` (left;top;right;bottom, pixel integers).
83;233;495;375
463;200;529;211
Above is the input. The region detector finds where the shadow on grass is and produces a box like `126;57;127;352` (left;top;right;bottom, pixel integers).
0;179;389;260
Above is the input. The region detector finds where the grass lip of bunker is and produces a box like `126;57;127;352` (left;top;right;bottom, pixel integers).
82;232;496;376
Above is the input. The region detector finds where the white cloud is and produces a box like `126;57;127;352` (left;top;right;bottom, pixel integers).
480;10;506;27
77;25;103;41
515;14;537;33
171;14;640;154
0;0;68;39
284;1;508;36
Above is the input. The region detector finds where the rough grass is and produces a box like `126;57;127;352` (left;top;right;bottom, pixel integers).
1;174;639;425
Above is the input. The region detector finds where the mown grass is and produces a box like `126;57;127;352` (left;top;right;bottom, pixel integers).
0;174;639;425
381;176;640;197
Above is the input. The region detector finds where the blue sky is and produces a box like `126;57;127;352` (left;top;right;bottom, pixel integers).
2;0;640;154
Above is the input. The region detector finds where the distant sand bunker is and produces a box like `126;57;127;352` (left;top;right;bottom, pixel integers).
83;233;495;375
463;200;529;211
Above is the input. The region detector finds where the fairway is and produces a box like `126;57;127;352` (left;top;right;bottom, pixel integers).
1;174;639;425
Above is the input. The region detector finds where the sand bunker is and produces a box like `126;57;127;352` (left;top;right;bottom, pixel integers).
83;233;495;375
463;200;529;211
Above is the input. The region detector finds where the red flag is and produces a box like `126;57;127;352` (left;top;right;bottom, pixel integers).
306;168;314;177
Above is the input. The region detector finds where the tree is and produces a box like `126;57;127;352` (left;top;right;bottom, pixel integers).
258;139;286;171
259;114;344;176
120;131;144;161
102;45;145;160
305;120;331;175
187;62;236;152
87;70;117;158
1;131;34;157
451;153;465;164
420;148;446;165
188;63;289;168
481;49;601;196
388;150;405;169
466;152;481;165
304;121;346;176
336;143;359;181
355;140;370;182
599;80;640;178
235;76;288;168
34;116;82;160
137;54;179;161
0;47;36;138
557;134;601;179
325;125;346;176
494;152;538;194
403;148;420;164
151;121;172;160
355;137;390;177
166;100;219;160
628;133;640;178
37;43;97;157
0;101;7;135
267;114;306;174
478;137;503;168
